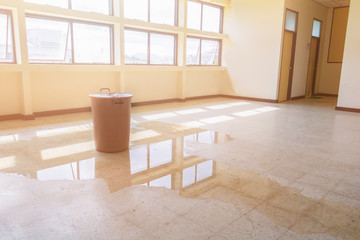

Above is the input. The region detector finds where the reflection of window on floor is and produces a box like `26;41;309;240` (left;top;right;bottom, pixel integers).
37;158;95;181
148;174;172;189
182;160;214;187
129;140;173;174
183;131;216;158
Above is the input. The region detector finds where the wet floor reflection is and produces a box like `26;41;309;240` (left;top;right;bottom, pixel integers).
1;121;360;239
0;121;231;195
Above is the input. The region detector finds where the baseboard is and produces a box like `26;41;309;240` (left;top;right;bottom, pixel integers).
34;107;91;117
0;94;289;121
291;95;305;100
220;94;278;103
0;114;22;121
131;98;182;107
185;95;222;101
335;106;360;113
314;93;338;97
0;114;35;121
23;115;36;120
131;95;223;107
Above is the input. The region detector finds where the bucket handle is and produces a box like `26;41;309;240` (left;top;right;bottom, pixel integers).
100;88;111;95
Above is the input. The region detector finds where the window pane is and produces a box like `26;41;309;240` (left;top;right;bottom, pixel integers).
150;0;175;26
201;39;220;65
150;33;175;65
196;160;213;181
26;17;71;63
202;5;221;33
124;0;148;21
149;174;172;189
71;0;111;15
312;19;321;38
186;38;200;65
125;30;148;64
24;0;68;8
129;145;148;174
73;23;111;64
149;140;172;168
285;10;296;32
0;13;14;63
183;166;195;187
187;1;201;30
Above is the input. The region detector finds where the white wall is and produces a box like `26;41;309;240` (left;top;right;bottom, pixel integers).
284;0;328;98
337;0;360;109
222;0;285;100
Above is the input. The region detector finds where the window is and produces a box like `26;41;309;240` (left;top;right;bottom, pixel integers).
125;28;177;65
73;23;112;64
71;0;112;15
124;0;177;26
285;10;297;32
182;160;214;187
26;15;113;64
0;10;15;63
187;0;223;33
186;37;221;66
312;19;321;38
25;0;68;9
24;0;112;15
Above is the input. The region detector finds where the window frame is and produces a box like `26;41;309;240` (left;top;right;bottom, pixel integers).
26;14;114;65
0;9;16;64
187;0;223;33
124;0;178;26
124;27;178;66
25;0;114;16
186;36;222;67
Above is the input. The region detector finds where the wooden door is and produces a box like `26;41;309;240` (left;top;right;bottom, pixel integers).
279;31;295;102
306;37;320;97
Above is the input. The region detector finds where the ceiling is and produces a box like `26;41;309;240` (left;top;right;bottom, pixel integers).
313;0;350;7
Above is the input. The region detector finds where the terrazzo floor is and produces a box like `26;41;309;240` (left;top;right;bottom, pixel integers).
0;97;359;239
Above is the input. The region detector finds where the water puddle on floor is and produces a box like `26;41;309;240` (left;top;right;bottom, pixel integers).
1;121;359;239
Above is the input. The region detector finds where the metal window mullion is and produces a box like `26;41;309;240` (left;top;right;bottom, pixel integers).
70;22;75;63
174;0;178;26
200;2;203;31
5;14;9;59
199;38;202;65
219;6;223;33
173;34;176;65
62;24;71;62
148;0;151;22
148;32;151;64
110;26;114;64
109;0;113;16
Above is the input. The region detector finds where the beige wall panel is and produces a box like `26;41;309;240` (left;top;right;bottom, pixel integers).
30;71;118;112
0;72;22;115
125;71;178;103
185;71;220;98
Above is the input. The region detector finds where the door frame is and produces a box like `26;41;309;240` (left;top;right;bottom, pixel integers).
278;8;299;102
306;18;322;97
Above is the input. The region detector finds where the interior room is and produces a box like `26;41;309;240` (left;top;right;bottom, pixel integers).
0;0;359;239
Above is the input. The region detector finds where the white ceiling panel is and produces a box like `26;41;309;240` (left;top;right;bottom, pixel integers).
313;0;350;7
